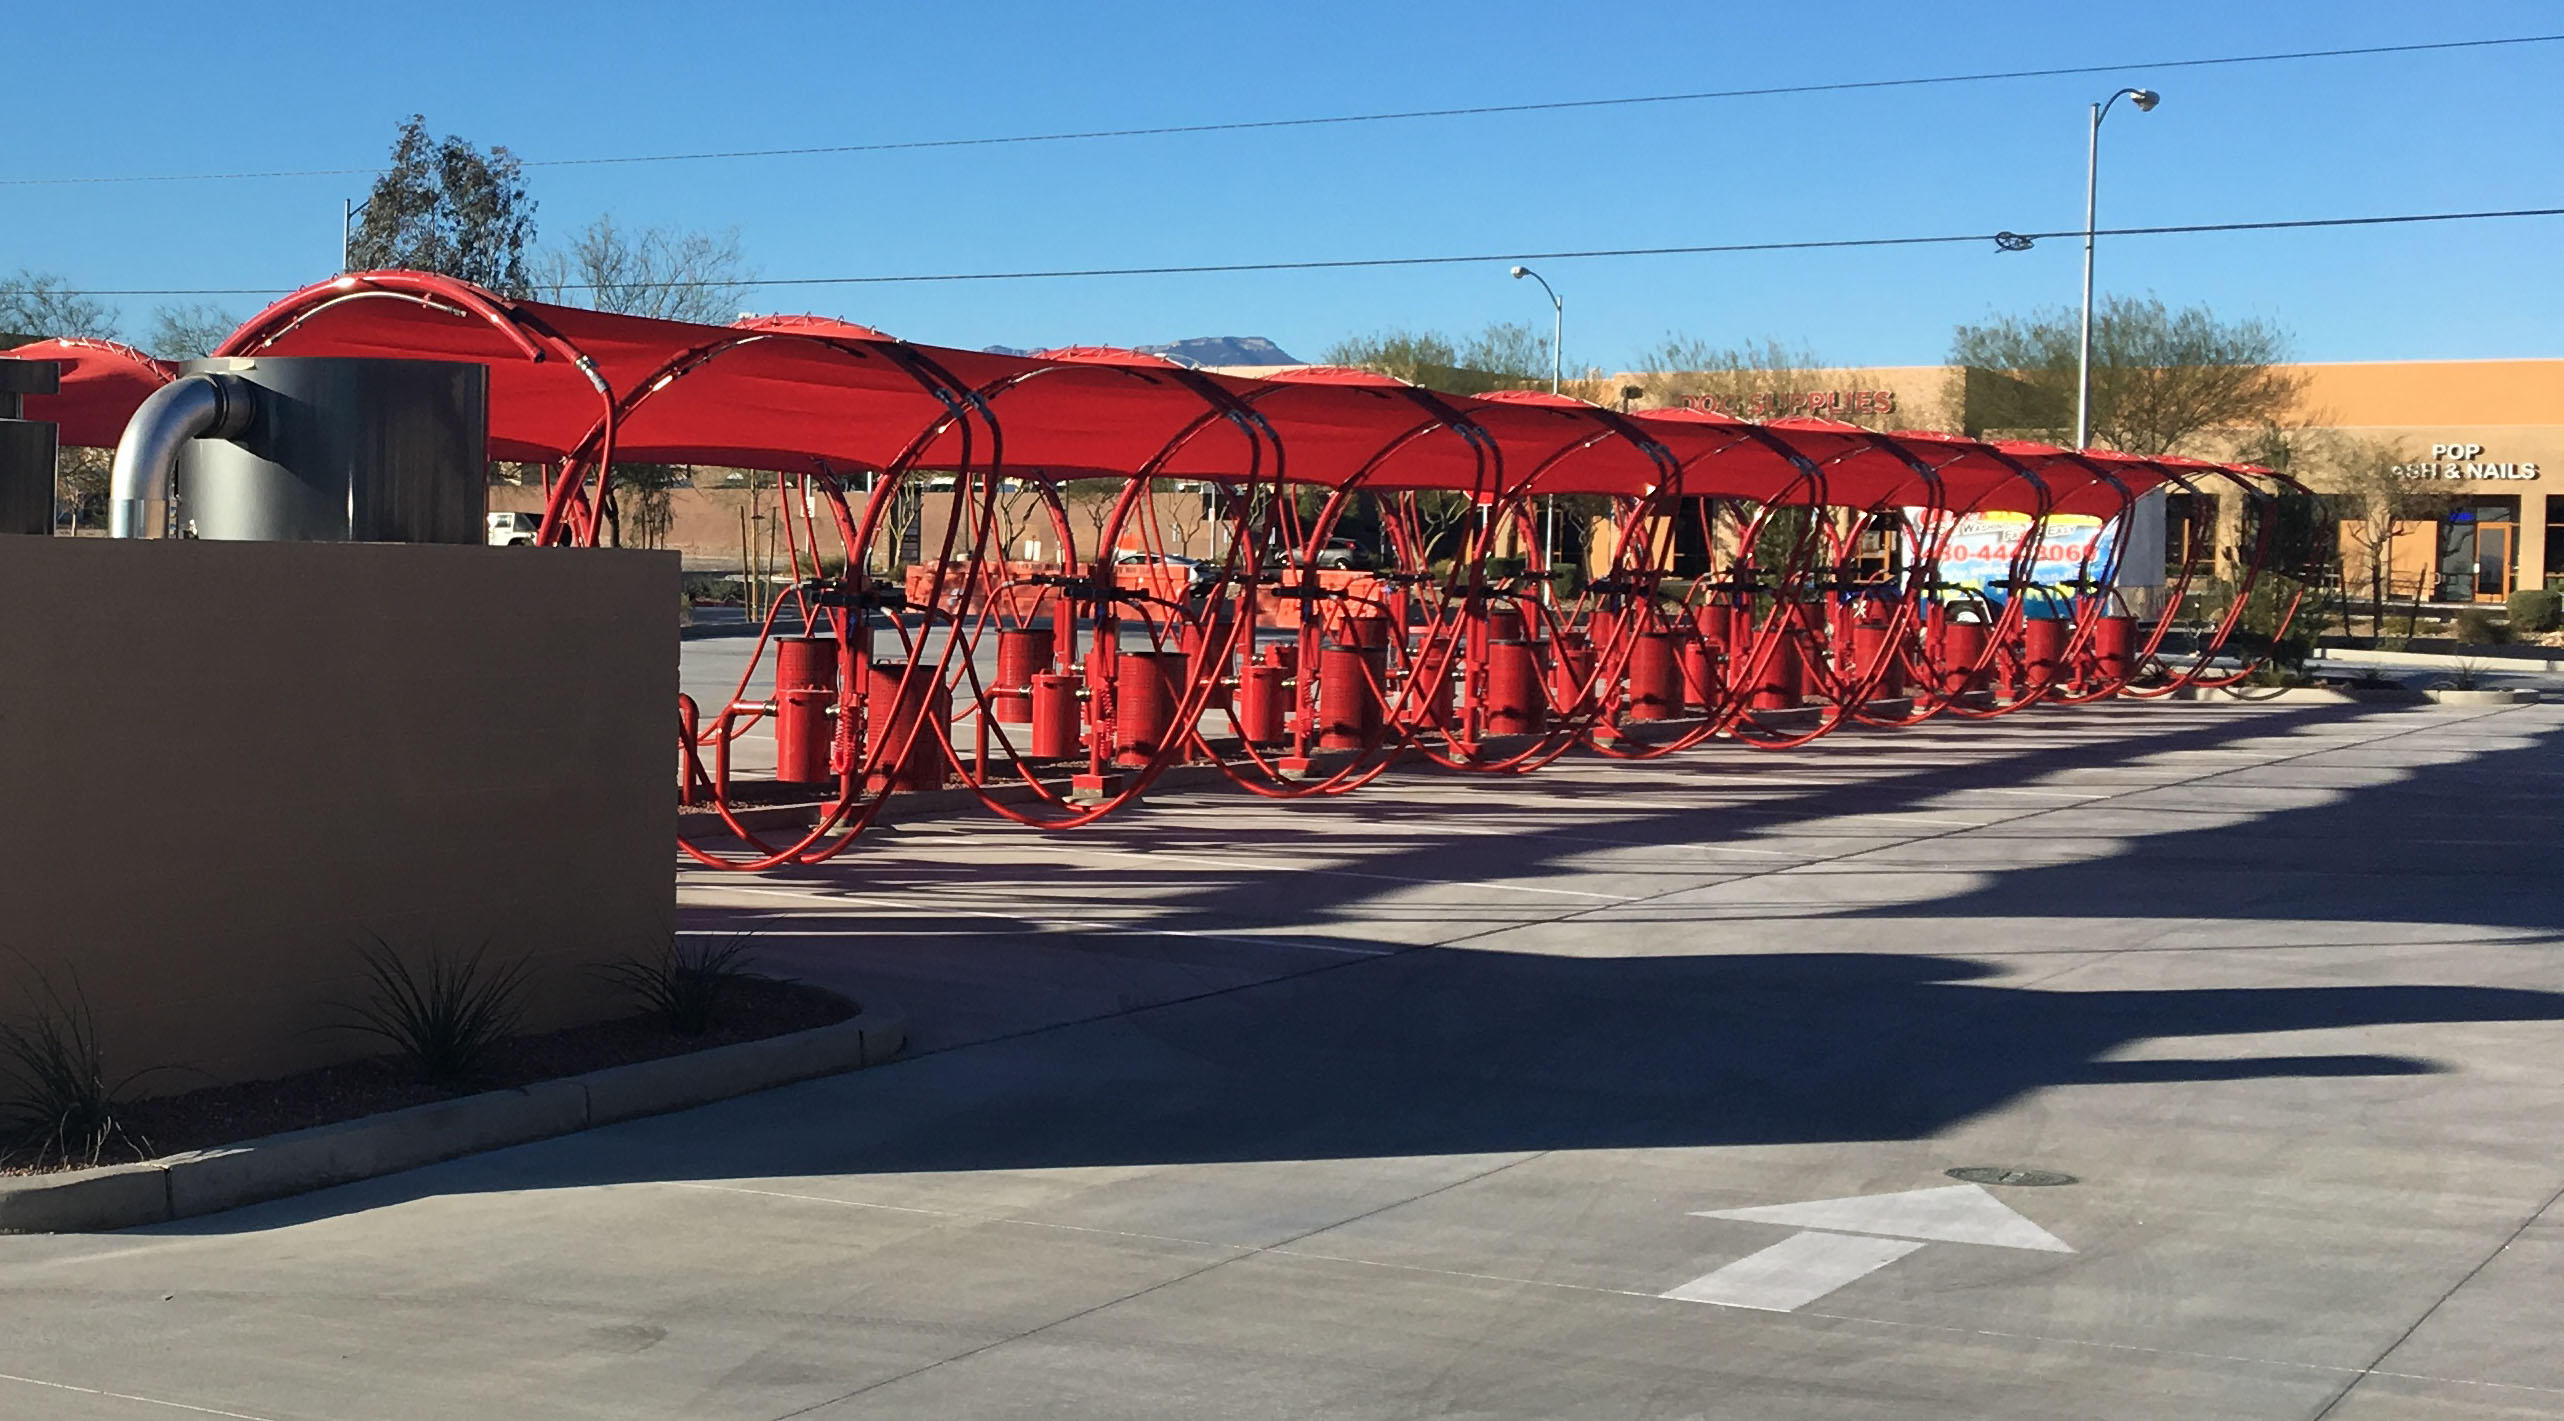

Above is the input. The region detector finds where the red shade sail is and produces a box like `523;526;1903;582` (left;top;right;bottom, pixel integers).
9;271;2226;514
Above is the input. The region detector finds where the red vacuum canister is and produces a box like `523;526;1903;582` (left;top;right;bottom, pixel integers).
772;635;839;785
2021;616;2071;690
1113;649;1187;767
1237;663;1289;744
1625;630;1684;721
2091;614;2137;686
1029;671;1082;759
1487;638;1547;735
1316;639;1386;750
1747;614;1806;710
1939;619;1990;695
863;662;952;793
991;625;1052;724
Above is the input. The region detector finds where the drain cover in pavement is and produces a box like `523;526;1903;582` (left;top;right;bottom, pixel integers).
1946;1166;2077;1187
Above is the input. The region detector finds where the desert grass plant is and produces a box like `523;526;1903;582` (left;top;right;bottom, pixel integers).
599;935;761;1036
338;937;534;1088
0;969;155;1169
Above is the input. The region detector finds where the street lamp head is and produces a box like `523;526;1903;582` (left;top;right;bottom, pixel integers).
1509;265;1530;279
2129;88;2159;112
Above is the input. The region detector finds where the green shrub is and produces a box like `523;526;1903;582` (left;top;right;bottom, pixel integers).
2196;574;2320;673
2505;588;2562;633
2454;608;2511;645
0;971;153;1168
600;936;761;1037
338;938;533;1088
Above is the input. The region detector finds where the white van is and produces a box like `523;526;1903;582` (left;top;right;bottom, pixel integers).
486;511;541;546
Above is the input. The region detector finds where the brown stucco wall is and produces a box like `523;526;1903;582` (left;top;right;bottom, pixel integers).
0;539;677;1094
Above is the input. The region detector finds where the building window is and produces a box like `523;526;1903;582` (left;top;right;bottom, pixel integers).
2436;497;2520;603
2164;493;2212;576
2547;495;2564;586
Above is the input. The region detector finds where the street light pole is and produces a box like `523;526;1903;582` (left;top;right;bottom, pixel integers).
1510;265;1564;578
2077;87;2158;451
341;196;373;273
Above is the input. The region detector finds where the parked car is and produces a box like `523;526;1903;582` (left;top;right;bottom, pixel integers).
1113;549;1216;592
1274;537;1366;570
486;511;541;546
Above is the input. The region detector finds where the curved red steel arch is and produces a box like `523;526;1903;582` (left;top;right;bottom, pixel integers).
9;271;2319;865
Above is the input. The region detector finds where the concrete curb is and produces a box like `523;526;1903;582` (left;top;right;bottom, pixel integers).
2315;645;2564;674
0;1005;906;1234
2166;685;2540;706
2428;687;2540;706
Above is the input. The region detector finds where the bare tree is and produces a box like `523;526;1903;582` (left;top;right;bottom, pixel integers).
1060;478;1123;563
2263;429;2432;632
1947;295;2304;455
880;477;929;571
56;448;109;533
535;215;755;324
603;463;687;549
989;478;1050;562
146;302;241;360
1631;336;1908;428
1156;481;1217;559
1;271;119;341
530;215;756;543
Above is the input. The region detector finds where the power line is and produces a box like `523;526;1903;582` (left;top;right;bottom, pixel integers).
47;205;2564;297
5;33;2557;187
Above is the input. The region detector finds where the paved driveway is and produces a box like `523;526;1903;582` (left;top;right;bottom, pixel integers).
4;699;2560;1419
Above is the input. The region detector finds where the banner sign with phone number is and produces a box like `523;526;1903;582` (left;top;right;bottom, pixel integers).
1903;509;2118;592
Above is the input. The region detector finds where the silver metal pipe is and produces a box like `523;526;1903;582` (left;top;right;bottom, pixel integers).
108;374;256;537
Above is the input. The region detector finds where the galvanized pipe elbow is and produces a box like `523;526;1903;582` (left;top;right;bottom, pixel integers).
108;373;257;538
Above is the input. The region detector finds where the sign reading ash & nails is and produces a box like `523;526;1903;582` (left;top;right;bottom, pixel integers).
1903;509;2119;593
2392;443;2541;481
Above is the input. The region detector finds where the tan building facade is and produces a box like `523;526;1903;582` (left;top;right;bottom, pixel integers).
1591;357;2561;602
520;358;2561;602
2283;360;2558;602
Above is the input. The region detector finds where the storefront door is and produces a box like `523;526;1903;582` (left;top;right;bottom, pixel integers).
2476;522;2514;601
2438;499;2522;603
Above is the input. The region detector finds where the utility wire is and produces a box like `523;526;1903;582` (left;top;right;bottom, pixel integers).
3;33;2557;187
46;205;2564;297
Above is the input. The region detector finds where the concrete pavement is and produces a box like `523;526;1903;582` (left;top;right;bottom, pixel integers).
2;697;2560;1418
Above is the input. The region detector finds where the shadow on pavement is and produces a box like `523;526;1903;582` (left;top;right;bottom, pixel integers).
145;947;2563;1236
144;702;2564;1233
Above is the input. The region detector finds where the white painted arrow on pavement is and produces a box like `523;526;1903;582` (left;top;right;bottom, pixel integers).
1664;1184;2072;1312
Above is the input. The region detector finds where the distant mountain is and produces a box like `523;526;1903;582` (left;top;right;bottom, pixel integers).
1140;336;1299;366
979;336;1301;365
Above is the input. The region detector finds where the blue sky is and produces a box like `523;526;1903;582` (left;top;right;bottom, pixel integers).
8;0;2558;368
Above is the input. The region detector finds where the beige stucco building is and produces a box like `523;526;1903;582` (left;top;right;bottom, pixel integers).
530;357;2560;603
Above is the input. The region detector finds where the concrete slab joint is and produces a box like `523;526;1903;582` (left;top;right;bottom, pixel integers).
0;1006;905;1234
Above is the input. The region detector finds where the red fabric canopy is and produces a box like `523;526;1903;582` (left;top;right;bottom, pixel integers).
6;339;174;448
7;271;2226;515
